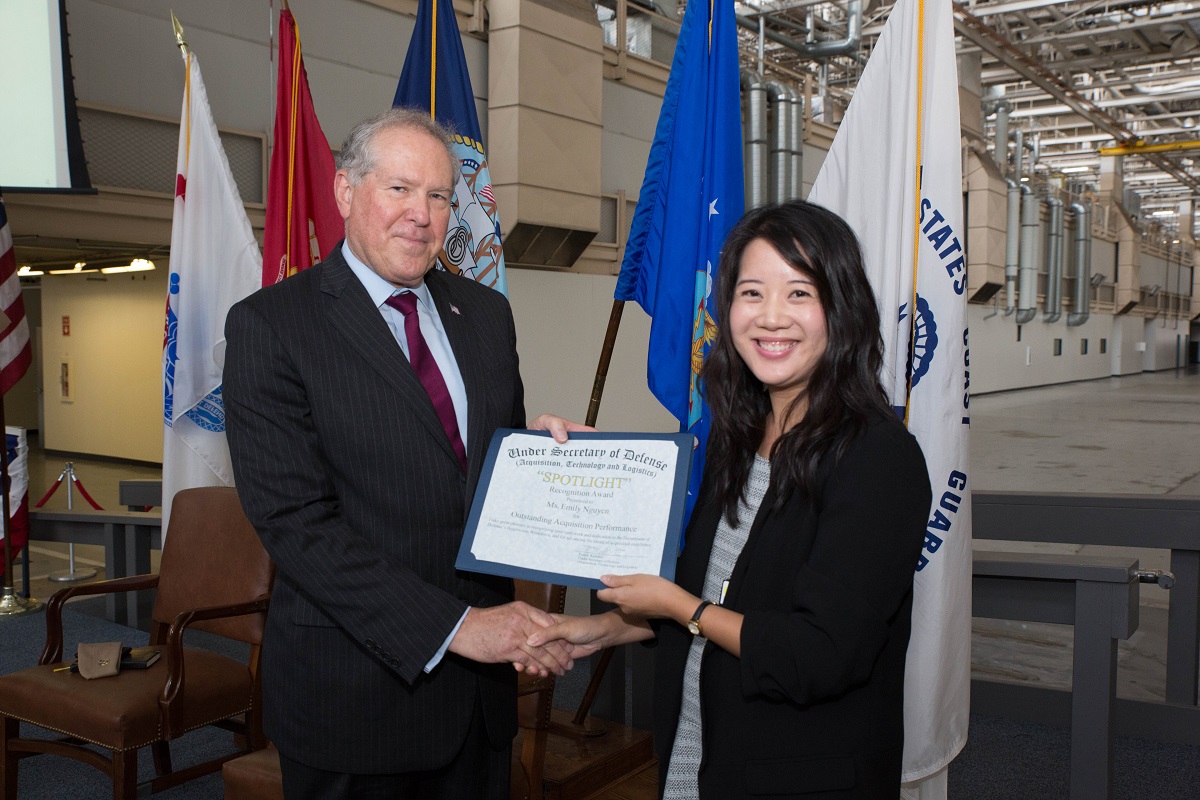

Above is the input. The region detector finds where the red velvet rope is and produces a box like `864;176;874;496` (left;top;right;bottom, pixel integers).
33;477;63;508
72;477;104;510
32;475;104;510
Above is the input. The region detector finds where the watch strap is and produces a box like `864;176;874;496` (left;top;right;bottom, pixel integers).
688;600;713;636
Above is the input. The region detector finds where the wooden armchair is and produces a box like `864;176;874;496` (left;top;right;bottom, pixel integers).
0;487;274;800
512;579;567;800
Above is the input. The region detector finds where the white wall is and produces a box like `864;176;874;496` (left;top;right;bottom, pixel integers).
969;305;1118;393
39;268;169;462
600;81;659;197
507;270;675;432
1142;317;1190;371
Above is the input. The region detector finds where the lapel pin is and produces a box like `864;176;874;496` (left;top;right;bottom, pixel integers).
450;304;461;316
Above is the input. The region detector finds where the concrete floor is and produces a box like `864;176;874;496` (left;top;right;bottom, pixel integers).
9;366;1200;700
970;366;1200;701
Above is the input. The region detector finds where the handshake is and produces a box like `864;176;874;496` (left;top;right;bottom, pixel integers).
447;601;599;678
447;572;678;677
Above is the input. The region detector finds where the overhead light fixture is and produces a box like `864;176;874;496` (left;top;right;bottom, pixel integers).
17;266;43;277
1150;210;1175;217
101;258;155;274
1059;166;1091;173
48;262;98;275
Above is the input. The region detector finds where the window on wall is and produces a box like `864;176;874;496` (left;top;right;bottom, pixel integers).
1081;339;1089;355
1054;339;1063;356
1101;339;1108;354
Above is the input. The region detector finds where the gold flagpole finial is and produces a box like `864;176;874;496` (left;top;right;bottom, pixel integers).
171;11;189;53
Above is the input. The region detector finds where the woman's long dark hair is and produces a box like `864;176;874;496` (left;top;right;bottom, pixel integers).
703;200;891;525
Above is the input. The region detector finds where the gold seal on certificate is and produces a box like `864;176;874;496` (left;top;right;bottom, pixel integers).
455;430;694;589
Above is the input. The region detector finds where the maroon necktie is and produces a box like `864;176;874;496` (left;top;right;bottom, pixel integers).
385;292;468;472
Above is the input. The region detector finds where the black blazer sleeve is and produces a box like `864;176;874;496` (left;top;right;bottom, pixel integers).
738;419;932;704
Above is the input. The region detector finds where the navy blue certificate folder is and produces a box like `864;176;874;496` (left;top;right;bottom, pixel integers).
455;429;693;590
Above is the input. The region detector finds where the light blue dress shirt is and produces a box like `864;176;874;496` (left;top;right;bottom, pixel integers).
343;242;469;673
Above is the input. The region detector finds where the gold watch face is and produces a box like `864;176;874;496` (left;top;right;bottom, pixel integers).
687;620;701;636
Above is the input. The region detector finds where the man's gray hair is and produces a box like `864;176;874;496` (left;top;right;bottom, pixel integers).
336;107;461;187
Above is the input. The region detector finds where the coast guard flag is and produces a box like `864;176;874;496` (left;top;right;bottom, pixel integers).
0;194;32;395
163;48;261;532
809;0;971;788
1;427;29;578
615;0;744;527
394;0;507;295
263;7;342;287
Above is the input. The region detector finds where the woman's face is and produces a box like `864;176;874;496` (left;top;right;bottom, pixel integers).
728;238;829;413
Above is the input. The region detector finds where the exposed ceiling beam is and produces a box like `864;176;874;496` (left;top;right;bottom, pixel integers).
1100;138;1200;156
953;2;1200;194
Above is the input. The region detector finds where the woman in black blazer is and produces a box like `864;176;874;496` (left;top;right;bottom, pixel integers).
532;200;932;799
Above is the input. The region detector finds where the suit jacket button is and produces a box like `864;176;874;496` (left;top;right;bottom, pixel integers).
365;638;377;649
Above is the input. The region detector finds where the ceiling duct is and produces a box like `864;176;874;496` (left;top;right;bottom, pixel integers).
502;223;596;268
735;0;862;61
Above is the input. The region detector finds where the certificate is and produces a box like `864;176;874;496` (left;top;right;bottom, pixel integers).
456;430;694;589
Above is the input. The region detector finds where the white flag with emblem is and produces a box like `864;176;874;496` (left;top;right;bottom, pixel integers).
809;0;971;786
162;48;261;531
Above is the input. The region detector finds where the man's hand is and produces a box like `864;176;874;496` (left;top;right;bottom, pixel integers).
528;414;596;444
448;601;575;677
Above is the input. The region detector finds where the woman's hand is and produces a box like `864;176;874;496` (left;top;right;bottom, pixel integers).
526;610;656;659
597;574;696;623
527;613;610;659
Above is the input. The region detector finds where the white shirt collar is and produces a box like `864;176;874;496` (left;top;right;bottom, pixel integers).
341;241;434;311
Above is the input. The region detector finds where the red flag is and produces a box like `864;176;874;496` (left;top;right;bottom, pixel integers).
0;194;32;394
263;8;342;287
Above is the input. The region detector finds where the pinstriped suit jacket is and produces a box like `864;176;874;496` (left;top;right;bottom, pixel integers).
223;246;525;774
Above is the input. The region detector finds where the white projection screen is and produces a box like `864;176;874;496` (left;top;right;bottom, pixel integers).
0;0;90;191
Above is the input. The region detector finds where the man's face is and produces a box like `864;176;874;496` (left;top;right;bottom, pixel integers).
335;125;455;288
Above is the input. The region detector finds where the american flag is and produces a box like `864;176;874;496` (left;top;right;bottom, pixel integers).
0;194;32;395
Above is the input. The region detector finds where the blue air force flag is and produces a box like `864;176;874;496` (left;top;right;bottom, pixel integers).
163;48;262;532
809;0;972;784
394;0;507;295
615;0;744;527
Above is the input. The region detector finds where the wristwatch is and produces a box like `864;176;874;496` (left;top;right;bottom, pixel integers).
687;600;713;637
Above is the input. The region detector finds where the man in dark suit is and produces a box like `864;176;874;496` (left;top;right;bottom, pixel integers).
224;107;577;799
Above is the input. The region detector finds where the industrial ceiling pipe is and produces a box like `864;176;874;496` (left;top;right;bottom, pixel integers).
743;72;768;209
766;81;793;202
1016;187;1039;324
1005;178;1020;314
789;91;804;198
1044;196;1064;323
1067;202;1092;326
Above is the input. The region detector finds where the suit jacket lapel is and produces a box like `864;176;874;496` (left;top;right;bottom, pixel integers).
319;254;458;464
426;271;490;485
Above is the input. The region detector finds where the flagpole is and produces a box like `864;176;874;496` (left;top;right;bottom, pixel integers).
583;301;625;427
0;395;42;617
554;298;625;733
